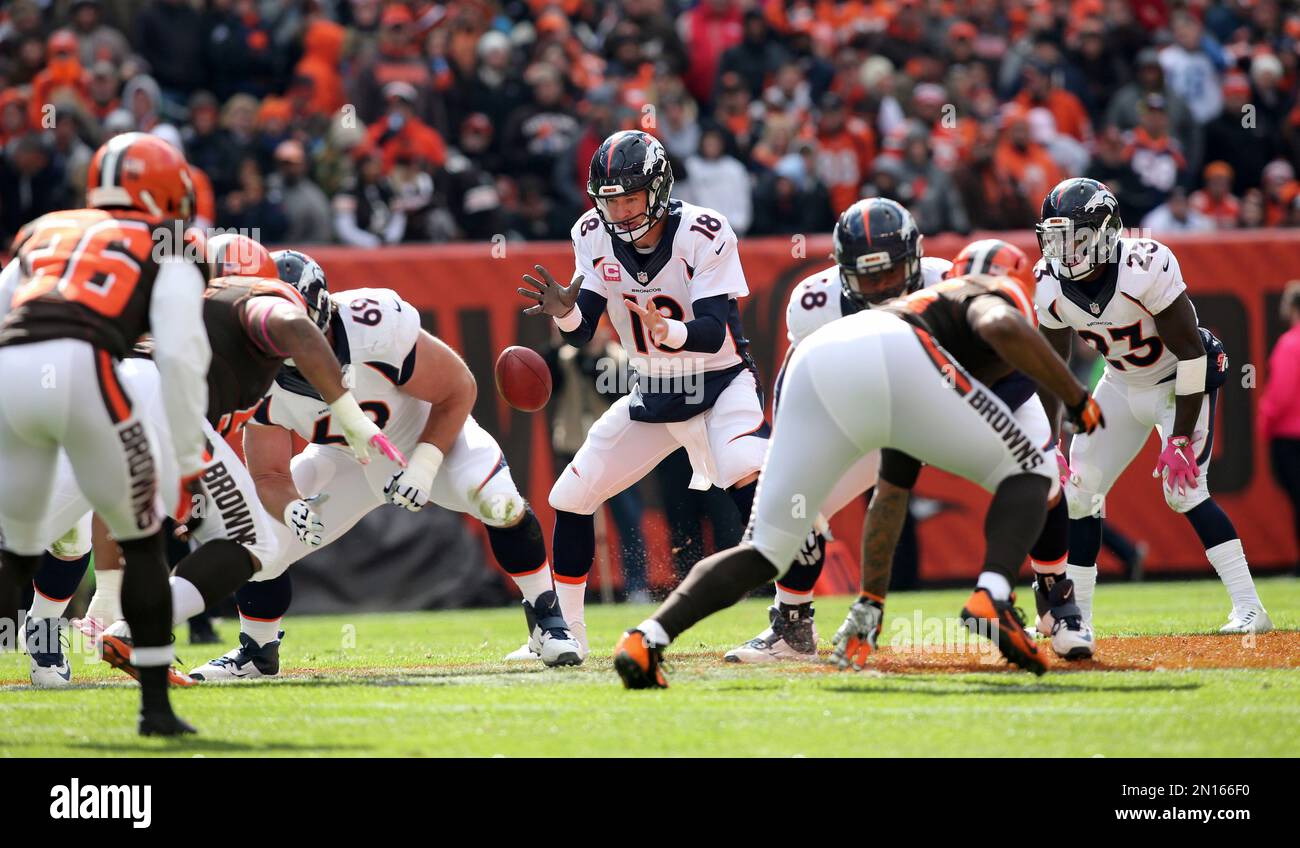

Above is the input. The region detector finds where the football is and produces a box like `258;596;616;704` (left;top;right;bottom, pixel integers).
494;345;552;412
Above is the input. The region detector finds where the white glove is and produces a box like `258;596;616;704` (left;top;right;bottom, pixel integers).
329;391;407;467
384;443;444;512
284;494;328;547
830;595;885;671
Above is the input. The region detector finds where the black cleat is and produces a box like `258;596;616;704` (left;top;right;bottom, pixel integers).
139;709;198;737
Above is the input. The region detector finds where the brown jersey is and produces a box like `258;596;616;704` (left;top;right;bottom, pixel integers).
880;274;1037;387
0;209;185;356
202;275;308;436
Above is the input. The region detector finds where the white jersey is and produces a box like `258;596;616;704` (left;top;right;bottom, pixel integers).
1035;237;1187;388
571;199;748;379
785;256;953;345
253;287;429;452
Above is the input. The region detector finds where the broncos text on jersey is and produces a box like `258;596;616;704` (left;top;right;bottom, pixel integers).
1035;237;1186;387
253;287;429;451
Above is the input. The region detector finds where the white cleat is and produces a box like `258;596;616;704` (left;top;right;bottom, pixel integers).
189;630;283;682
1220;607;1273;634
724;604;818;663
1043;578;1094;660
509;591;583;666
25;617;71;688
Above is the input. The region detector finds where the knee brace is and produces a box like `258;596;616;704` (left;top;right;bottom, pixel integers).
484;507;547;576
237;571;293;621
552;510;595;582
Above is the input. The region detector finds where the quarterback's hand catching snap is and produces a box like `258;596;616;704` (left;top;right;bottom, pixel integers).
625;300;670;345
284;494;328;547
518;264;582;319
830;595;885;671
384;443;444;512
1154;435;1199;496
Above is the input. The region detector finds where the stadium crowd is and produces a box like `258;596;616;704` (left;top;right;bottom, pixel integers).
3;0;1300;247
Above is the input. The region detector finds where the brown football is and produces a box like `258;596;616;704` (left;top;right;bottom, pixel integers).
494;346;552;412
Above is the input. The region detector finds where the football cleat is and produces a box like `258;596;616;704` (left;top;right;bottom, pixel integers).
24;616;71;688
189;630;283;682
520;590;583;667
724;603;818;663
960;588;1046;676
1045;578;1094;660
614;629;667;689
97;621;195;687
139;709;197;737
1219;607;1273;634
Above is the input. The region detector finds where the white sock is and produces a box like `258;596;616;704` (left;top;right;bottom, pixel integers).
86;569;123;623
1066;564;1096;625
637;619;670;647
131;645;174;667
976;571;1011;600
555;579;586;630
511;563;555;606
1206;539;1261;610
29;586;73;620
170;576;205;626
240;614;282;646
775;585;814;607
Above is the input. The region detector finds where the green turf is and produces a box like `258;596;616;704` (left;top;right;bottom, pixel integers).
1;576;1297;757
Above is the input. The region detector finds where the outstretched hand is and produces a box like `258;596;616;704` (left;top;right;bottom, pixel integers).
518;264;582;318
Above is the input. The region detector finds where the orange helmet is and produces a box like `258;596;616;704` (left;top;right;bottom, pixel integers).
86;132;194;223
948;239;1033;288
207;232;276;278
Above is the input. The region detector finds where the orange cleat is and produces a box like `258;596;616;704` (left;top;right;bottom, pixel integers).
99;633;196;687
613;629;668;689
960;588;1046;676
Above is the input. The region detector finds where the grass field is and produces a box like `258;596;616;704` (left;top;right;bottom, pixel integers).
1;576;1297;757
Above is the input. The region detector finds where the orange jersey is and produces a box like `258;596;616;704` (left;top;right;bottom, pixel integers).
817;121;876;213
0;208;172;357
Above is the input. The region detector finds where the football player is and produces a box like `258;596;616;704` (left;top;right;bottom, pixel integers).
24;232;399;688
189;248;582;680
615;268;1106;688
727;209;1090;663
0;133;209;734
1034;177;1270;633
517;130;772;661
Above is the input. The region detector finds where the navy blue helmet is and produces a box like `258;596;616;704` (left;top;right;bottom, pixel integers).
832;198;923;307
272;249;332;331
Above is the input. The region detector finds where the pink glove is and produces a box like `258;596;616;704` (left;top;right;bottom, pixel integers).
1153;436;1198;496
370;433;408;468
1055;446;1074;489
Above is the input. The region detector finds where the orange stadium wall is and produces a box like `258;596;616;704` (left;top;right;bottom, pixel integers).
305;230;1300;593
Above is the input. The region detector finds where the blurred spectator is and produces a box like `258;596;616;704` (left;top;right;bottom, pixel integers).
680;125;752;234
1027;107;1089;177
912;82;977;171
1206;71;1279;194
504;174;572;241
203;0;278;100
994;106;1063;216
1140;186;1215;233
501;63;580;181
1106;49;1199;174
623;0;688;77
1250;52;1290;130
0;90;30;149
897;124;970;235
813;92;874;215
712;70;763;161
1013;59;1092;143
954;124;1036;230
356;81;447;176
657;89;701;160
1066;15;1129;123
30;30;92;129
1239;187;1267;227
1123;94;1187;219
558;84;621;215
293;15;347;118
350;3;437;126
334;150;401;248
50;109;93;200
1190;161;1241;228
220;155;289;243
86;60;120;123
1262;158;1300;225
439;119;505;241
680;0;743;106
718;9;788;101
1159;11;1224;127
451;31;526;141
267;139;332;244
749;145;832;235
1260;282;1300;575
68;0;130;68
183;91;237;195
122;74;170;135
0;135;65;243
135;0;206;107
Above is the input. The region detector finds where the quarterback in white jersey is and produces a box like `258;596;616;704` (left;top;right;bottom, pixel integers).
518;131;771;658
1035;178;1269;634
191;251;581;680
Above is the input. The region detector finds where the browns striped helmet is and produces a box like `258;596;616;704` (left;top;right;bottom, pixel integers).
208;232;277;279
86;132;194;223
947;239;1034;291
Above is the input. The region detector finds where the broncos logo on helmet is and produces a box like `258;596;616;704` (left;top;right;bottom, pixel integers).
271;249;332;331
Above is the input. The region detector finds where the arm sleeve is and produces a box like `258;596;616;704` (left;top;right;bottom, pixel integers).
558;288;608;347
660;293;730;353
149;260;211;476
